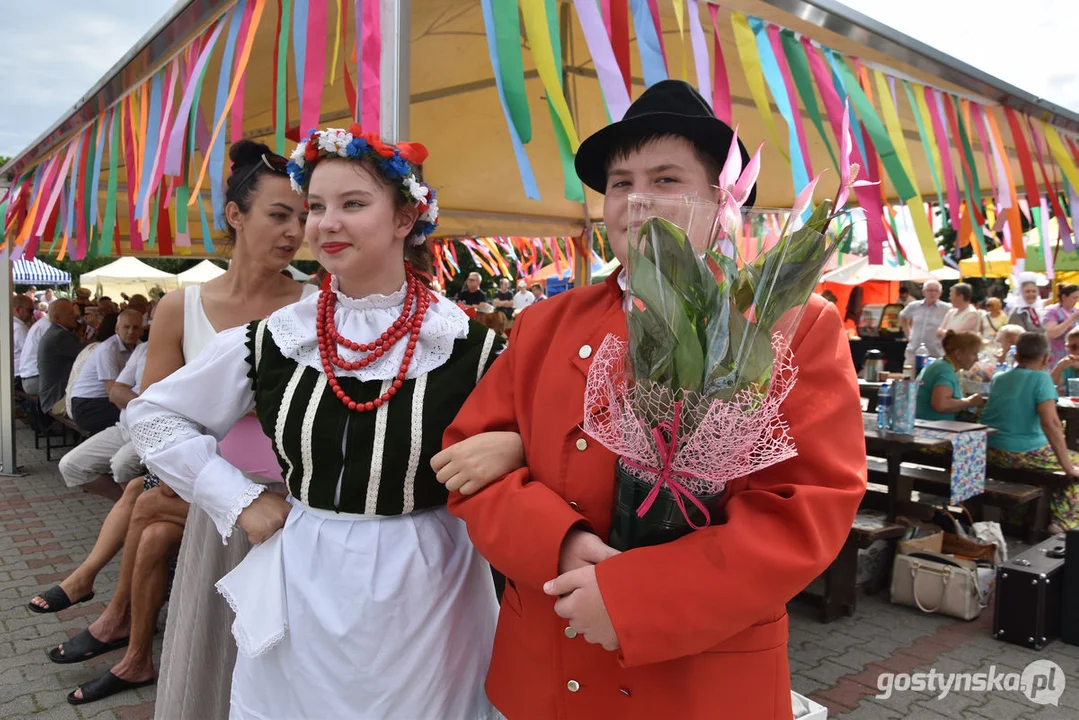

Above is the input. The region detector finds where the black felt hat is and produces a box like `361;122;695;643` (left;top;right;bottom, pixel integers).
574;79;756;206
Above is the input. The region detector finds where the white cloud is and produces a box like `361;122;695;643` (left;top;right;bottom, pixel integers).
840;0;1079;115
0;0;175;158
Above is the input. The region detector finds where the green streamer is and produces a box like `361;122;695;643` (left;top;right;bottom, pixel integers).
901;79;945;215
830;54;916;201
544;0;584;203
494;0;532;143
100;109;121;256
950;95;987;258
779;29;837;169
276;0;293;154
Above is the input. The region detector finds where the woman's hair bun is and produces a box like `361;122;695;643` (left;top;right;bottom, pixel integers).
229;140;272;172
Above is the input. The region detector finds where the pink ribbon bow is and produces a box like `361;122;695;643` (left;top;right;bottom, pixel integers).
620;400;713;530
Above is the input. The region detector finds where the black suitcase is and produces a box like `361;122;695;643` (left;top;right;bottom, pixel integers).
993;535;1067;650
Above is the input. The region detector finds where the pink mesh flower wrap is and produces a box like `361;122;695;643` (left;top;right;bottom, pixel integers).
583;331;799;498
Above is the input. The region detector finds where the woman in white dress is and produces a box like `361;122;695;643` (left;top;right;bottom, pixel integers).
127;126;502;719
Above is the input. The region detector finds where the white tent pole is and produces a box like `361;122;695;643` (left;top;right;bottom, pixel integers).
0;240;19;474
380;0;411;143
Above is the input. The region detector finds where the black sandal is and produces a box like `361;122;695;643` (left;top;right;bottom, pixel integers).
47;629;129;665
27;585;95;614
67;671;155;705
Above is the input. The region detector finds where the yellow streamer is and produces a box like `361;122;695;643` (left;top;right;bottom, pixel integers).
519;0;580;151
672;0;688;81
730;12;788;164
1041;121;1079;191
873;70;917;184
912;84;944;192
330;0;342;86
904;198;943;270
189;0;268;206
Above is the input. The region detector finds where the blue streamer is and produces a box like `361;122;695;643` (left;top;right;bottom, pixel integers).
210;1;247;230
89;108;110;230
64;135;81;237
198;183;215;253
135;74;163;220
825;50;869;168
480;0;540;201
293;0;308;109
750;18;809;202
629;0;668;88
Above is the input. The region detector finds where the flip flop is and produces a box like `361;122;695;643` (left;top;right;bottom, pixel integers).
47;629;129;665
67;671;155;705
27;585;95;614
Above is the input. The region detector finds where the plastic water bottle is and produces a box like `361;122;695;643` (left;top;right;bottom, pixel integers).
914;343;930;374
1005;345;1017;368
877;383;893;431
994;359;1009;377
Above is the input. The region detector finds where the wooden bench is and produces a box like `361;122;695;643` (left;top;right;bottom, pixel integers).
798;510;907;623
866;456;1053;543
44;411;90;461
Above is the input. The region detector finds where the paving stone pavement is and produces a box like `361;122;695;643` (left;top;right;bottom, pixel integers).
1;421;1076;719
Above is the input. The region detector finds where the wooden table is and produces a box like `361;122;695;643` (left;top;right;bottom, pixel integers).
1057;399;1079;451
863;413;992;519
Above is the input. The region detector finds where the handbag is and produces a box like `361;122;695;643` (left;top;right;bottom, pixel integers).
890;551;987;620
939;507;999;564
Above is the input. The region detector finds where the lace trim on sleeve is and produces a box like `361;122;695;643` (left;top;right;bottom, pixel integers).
129;414;203;455
220;483;266;544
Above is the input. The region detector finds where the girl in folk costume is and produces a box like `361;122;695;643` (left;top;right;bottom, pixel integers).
127;127;506;719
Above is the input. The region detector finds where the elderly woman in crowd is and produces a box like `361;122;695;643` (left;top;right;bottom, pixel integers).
915;330;987;421
937;283;980;338
981;331;1079;533
981;297;1008;340
1042;284;1079;366
1009;277;1044;333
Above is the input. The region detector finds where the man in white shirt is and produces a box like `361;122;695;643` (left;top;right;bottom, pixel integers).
58;341;147;501
12;294;34;370
18;313;52;395
899;280;951;367
512;279;535;316
69;310;142;435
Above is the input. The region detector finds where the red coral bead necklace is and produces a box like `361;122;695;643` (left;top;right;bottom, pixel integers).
315;270;430;412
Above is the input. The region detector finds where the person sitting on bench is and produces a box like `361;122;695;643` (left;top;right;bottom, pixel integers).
68;310;143;435
37;300;84;417
981;331;1079;534
57;342;149;502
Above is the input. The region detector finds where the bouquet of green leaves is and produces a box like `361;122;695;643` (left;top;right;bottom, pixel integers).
584;106;870;550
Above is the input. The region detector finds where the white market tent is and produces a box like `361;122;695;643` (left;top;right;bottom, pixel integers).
79;256;180;300
820;256;936;285
177;259;226;286
10;258;71;286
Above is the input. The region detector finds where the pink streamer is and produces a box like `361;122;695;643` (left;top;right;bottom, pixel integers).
600;0;613;41
801;37;887;264
1041;195;1054;278
572;0;631;120
32;148;75;239
302;0;328;139
165;19;228;177
970;104;997;204
1069;185;1079;253
767;24;812;179
230;0;257;143
981;107;1012;211
686;0;712;108
360;0;380;131
925;87;963;230
142;59;180;230
707;4;732;124
353;0;363;122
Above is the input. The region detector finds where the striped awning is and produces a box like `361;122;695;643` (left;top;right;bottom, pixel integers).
10;258;71;286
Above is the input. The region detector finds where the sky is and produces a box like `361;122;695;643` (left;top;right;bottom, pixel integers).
1;0;1076;160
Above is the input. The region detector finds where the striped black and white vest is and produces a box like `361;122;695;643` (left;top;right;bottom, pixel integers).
244;319;503;516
